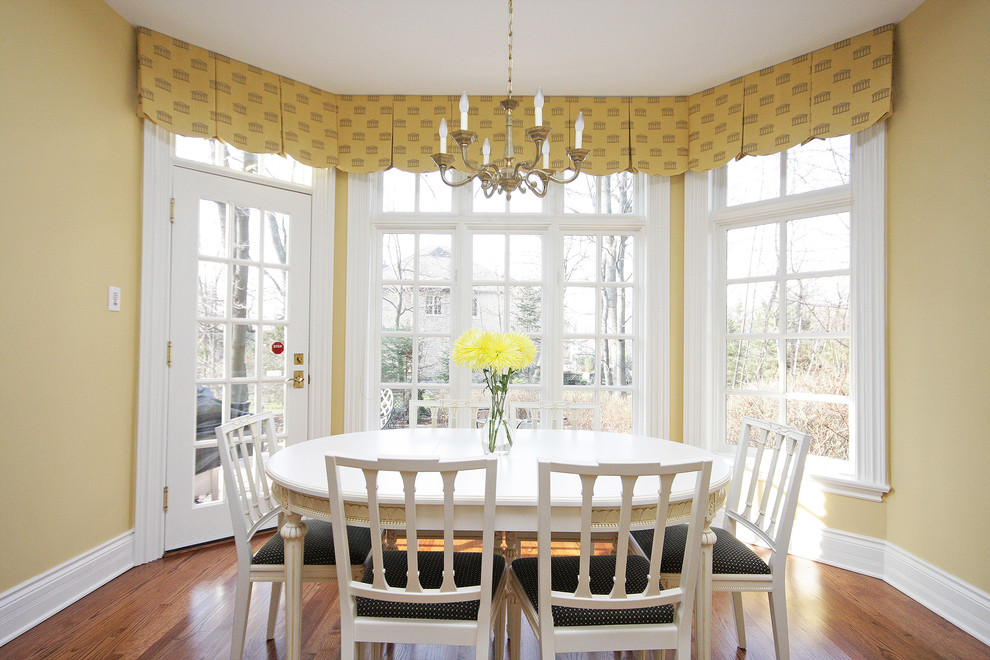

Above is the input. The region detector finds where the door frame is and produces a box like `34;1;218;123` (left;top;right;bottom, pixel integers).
133;123;336;564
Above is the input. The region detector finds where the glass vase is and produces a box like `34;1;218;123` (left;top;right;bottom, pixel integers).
483;408;512;455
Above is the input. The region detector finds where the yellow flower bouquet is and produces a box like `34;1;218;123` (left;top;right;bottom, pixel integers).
452;329;537;454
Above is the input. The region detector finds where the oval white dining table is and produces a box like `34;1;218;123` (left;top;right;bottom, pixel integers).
266;428;731;660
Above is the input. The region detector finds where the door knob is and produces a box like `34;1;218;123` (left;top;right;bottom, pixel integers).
285;370;305;388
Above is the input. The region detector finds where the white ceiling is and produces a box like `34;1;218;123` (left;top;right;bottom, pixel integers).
104;0;924;97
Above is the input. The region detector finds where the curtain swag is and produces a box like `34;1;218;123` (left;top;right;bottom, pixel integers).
137;24;893;176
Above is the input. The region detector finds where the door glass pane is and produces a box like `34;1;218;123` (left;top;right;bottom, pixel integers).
230;323;256;378
198;262;227;317
196;323;224;379
263;212;289;265
232;206;262;262
198;200;227;257
261;383;286;433
231;265;259;319
261;325;286;376
262;268;287;321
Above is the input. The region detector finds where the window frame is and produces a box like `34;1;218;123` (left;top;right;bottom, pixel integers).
344;171;670;439
684;124;889;501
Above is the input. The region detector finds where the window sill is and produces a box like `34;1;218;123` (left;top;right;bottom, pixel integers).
808;473;890;503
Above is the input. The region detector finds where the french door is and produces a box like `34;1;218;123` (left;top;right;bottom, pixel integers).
165;167;311;550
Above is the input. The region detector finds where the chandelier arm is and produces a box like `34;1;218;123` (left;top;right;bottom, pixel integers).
437;165;478;188
545;165;584;185
523;170;549;198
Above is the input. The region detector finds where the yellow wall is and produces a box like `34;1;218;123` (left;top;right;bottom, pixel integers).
0;0;142;591
886;0;990;591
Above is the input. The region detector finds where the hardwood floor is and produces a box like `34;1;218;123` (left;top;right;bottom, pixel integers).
2;534;988;660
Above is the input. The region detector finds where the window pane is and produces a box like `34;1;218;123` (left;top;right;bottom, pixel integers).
508;235;542;281
419;234;452;280
786;276;850;333
787;214;850;274
417;337;450;384
600;287;633;334
726;224;779;279
601;391;633;433
727;281;779;333
418;287;450;332
473;234;505;280
510;286;542;333
416;389;452;428
601;235;633;283
786;338;850;395
418;172;452;212
564;173;598;213
725;395;780;444
198;200;227;258
509;338;541;384
726;153;780;206
787;135;850;195
386;389;411;428
563;339;595;385
383;169;415;212
382;234;415;279
381;337;413;383
787;399;849;460
726;339;778;390
509;190;542;213
381;286;413;331
563;235;597;281
563;287;595;333
603;172;635;214
472;180;505;213
472;286;505;331
600;338;632;386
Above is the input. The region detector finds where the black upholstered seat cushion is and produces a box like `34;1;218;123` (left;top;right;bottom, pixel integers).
510;554;675;627
630;525;771;575
356;550;506;621
252;521;372;566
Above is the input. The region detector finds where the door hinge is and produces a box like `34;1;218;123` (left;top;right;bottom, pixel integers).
163;486;169;513
167;341;173;367
170;197;175;224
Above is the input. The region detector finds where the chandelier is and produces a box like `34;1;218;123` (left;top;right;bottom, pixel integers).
431;0;588;199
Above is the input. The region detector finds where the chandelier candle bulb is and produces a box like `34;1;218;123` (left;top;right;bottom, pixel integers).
483;138;491;165
438;118;448;154
542;140;550;168
459;92;470;130
534;87;544;126
575;111;585;149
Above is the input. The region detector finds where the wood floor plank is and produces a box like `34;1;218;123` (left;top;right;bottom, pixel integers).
1;534;987;659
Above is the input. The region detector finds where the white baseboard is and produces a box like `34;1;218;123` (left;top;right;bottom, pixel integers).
0;530;134;647
790;526;990;647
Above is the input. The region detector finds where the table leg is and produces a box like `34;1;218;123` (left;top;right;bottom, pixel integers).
697;523;716;660
281;512;308;660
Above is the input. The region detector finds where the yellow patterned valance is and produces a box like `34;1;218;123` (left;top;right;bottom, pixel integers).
137;24;893;175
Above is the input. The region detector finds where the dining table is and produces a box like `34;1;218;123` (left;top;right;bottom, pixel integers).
266;428;731;660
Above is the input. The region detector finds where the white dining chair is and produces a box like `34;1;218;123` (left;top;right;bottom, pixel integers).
630;417;811;660
416;399;489;428
506;457;712;659
215;412;372;660
508;401;600;430
324;454;507;660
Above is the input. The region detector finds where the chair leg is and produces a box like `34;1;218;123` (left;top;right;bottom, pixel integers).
493;601;506;660
266;581;283;639
230;573;253;660
730;591;747;649
768;589;790;660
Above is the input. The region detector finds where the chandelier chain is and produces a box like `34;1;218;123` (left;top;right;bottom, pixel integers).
507;0;513;98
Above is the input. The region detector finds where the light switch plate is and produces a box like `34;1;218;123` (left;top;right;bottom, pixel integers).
108;286;121;311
